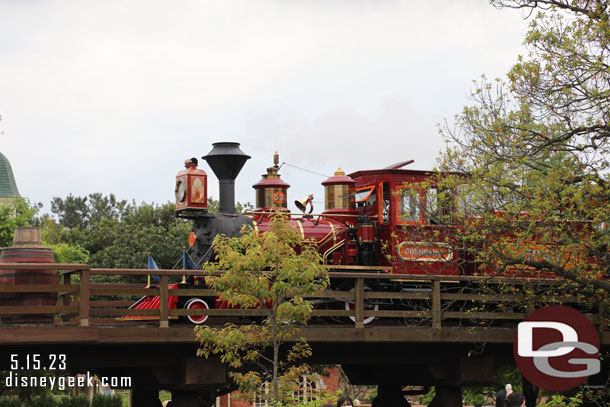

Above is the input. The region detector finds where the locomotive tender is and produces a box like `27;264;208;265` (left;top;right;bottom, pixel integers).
171;142;471;324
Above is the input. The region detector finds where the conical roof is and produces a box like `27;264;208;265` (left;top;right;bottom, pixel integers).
0;152;20;198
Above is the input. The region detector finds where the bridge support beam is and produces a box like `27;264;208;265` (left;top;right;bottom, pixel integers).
172;391;200;407
522;377;538;407
130;371;162;407
131;388;161;407
370;385;411;407
170;389;218;407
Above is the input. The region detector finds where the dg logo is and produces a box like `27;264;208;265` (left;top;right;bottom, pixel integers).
514;305;600;391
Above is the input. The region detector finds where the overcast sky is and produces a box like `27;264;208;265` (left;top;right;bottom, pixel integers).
0;0;530;214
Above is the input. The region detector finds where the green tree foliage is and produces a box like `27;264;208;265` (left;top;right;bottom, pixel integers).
0;198;40;248
45;198;191;271
0;398;21;407
61;395;90;407
0;370;61;405
0;394;91;407
84;204;190;270
236;200;254;214
195;214;329;406
462;388;487;407
418;387;435;406
537;394;583;407
28;393;57;407
42;193;253;281
206;196;253;214
48;243;89;264
422;0;610;295
50;193;128;229
91;394;123;407
206;196;219;214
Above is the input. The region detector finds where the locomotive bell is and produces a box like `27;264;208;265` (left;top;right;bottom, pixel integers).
175;157;208;212
295;195;314;213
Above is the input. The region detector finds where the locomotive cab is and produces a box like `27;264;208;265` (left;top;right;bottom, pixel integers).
349;165;460;276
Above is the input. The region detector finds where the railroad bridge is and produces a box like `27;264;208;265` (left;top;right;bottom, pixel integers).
0;263;608;407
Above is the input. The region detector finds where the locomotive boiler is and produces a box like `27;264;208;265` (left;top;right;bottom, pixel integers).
177;143;354;267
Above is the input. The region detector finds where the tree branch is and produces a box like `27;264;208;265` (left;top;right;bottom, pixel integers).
490;0;607;19
509;258;610;291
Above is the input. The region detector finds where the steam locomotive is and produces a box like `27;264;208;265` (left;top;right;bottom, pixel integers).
124;141;602;326
178;142;461;272
167;142;476;324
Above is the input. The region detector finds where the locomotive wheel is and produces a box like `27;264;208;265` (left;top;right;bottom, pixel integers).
184;297;210;325
344;286;378;325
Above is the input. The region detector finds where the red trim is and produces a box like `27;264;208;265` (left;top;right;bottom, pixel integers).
354;185;375;203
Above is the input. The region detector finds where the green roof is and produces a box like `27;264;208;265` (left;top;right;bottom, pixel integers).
0;152;20;198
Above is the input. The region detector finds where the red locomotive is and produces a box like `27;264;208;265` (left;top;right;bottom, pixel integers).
160;142;474;324
178;142;465;274
130;142;596;325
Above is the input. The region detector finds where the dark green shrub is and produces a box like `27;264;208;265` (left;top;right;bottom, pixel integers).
91;394;121;407
0;397;23;407
60;395;89;407
29;393;57;407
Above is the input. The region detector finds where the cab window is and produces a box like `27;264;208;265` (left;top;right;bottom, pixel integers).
426;187;453;225
397;187;421;224
456;185;475;216
381;183;390;224
355;186;376;208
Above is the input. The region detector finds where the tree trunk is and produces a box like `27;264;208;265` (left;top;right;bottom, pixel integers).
272;301;279;405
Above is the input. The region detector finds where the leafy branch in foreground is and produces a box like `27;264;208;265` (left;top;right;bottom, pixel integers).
195;214;329;406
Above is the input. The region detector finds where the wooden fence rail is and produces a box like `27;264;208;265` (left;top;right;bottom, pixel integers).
0;263;607;330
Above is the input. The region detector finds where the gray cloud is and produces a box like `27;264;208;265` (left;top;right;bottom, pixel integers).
0;0;528;211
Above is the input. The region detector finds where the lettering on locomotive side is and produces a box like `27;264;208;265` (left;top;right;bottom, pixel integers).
525;247;565;264
505;244;580;273
397;242;453;262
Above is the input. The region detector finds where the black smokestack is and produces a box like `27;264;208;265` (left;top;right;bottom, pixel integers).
202;142;250;214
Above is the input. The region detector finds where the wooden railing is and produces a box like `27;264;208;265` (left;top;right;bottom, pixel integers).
0;263;607;330
0;263;84;323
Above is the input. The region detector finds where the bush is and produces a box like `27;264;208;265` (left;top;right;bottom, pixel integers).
419;387;435;406
537;395;583;407
61;395;90;407
29;393;57;407
0;397;23;407
91;394;122;407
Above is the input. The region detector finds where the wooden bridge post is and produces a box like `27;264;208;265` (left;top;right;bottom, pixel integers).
57;273;72;323
160;274;169;328
130;370;161;407
355;277;364;329
79;269;90;327
428;386;462;407
432;280;441;329
56;272;72;324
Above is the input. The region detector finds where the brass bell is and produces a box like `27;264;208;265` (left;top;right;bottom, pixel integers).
295;194;314;213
